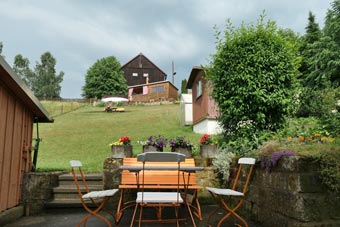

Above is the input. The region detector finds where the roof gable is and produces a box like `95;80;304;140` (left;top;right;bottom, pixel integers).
0;56;52;123
121;53;167;76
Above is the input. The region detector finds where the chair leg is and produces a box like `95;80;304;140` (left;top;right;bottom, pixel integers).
138;205;143;227
80;197;113;227
218;198;248;227
130;203;139;227
185;201;197;227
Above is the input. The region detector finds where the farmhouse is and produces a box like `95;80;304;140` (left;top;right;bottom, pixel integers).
0;56;52;216
121;53;178;102
186;66;222;134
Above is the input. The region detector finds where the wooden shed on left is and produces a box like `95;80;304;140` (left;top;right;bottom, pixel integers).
0;56;53;214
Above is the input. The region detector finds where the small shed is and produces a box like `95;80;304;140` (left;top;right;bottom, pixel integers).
128;81;178;103
180;94;193;126
0;56;53;213
186;66;222;134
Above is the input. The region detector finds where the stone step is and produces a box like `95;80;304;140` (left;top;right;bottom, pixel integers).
45;198;104;208
45;173;104;208
58;173;103;185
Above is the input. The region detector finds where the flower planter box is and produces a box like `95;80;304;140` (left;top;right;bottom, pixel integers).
143;145;163;152
172;147;192;157
111;145;133;158
200;145;218;158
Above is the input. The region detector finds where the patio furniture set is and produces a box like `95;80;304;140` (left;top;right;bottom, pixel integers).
70;152;255;227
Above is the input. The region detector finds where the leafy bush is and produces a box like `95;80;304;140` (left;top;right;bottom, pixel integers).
212;147;235;186
207;15;298;142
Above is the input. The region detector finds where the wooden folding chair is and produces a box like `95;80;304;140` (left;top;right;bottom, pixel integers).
206;157;256;227
70;160;118;227
130;152;186;227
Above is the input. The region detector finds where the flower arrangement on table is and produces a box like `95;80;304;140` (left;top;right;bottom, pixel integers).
169;136;192;152
200;134;213;145
144;135;168;150
109;135;131;146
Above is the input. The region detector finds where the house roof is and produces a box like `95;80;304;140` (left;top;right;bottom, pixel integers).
186;66;204;89
121;52;168;76
0;56;53;123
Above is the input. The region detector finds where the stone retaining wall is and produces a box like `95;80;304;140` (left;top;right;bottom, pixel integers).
237;156;340;227
21;171;65;215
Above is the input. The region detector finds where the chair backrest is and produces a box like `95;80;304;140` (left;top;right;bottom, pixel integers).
137;152;186;162
232;157;256;194
137;152;185;203
70;160;89;199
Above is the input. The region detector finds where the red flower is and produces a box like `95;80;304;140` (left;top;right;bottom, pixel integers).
119;136;131;145
200;134;212;145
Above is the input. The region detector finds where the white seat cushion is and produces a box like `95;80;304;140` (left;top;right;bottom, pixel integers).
206;187;244;196
136;192;184;203
82;189;118;199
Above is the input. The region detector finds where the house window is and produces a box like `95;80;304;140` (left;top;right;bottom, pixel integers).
143;73;149;77
132;73;138;77
151;86;165;93
196;80;202;98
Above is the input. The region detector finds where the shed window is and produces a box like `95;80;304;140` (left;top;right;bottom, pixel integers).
143;73;149;77
196;80;202;98
132;73;138;77
151;86;165;93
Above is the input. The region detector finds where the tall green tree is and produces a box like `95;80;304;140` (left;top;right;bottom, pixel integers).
32;52;64;99
208;16;299;140
299;11;322;84
181;79;188;94
82;56;127;99
13;54;35;89
324;0;340;46
305;1;340;88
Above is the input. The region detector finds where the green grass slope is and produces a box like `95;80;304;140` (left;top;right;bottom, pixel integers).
35;103;202;172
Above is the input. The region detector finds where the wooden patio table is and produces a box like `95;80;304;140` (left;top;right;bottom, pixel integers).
116;157;204;226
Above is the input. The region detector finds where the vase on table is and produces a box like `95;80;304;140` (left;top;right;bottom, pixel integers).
111;145;133;158
143;145;163;152
200;145;218;158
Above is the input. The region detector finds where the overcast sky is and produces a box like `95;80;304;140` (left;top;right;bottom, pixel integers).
0;0;333;98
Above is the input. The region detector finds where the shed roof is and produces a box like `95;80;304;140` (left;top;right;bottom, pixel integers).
186;66;204;89
0;56;53;123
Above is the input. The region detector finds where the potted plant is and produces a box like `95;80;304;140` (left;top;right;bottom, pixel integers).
142;135;168;152
199;134;218;158
109;136;133;158
169;136;192;157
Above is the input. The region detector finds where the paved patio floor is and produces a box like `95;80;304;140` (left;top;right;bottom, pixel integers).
3;205;261;227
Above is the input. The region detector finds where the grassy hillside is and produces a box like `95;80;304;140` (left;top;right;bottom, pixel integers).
35;103;202;172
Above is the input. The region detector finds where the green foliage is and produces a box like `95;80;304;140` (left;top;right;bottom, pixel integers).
299;11;322;84
82;56;127;99
181;79;188;94
208;15;298;143
13;54;35;89
212;147;235;185
296;88;338;117
32;52;64;99
313;149;340;200
324;0;340;47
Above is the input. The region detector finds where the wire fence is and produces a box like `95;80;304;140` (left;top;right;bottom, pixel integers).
39;98;95;117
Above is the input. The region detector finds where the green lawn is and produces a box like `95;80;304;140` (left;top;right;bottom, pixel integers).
35;103;202;172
